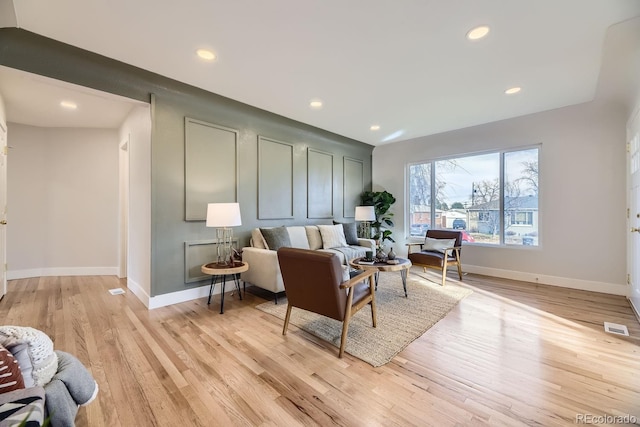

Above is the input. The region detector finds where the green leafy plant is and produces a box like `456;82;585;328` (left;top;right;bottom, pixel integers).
361;190;396;246
18;410;51;426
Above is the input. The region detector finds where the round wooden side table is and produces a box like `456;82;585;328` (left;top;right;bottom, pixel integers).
201;261;249;314
349;257;412;297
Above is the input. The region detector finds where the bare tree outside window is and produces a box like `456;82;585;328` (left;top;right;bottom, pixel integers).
408;147;539;245
505;149;539;245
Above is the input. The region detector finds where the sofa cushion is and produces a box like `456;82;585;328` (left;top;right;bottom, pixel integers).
251;228;268;249
286;226;310;249
305;226;323;250
318;224;347;249
260;226;292;251
423;237;457;256
333;221;359;245
0;345;25;394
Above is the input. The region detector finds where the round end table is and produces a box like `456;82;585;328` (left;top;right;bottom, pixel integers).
201;261;249;313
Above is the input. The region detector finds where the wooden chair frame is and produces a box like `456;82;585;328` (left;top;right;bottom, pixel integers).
282;269;377;358
406;242;463;286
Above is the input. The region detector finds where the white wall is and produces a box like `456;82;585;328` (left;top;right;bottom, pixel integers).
0;93;5;128
628;99;640;313
373;100;628;295
7;124;119;278
119;105;151;305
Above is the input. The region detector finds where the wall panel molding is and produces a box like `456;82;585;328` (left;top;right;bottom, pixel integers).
307;148;334;219
343;157;364;218
184;239;237;283
258;136;294;219
185;117;238;221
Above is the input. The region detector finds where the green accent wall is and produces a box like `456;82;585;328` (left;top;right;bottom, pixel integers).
0;28;374;297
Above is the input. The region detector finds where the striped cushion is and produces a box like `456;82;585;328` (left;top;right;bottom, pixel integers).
318;224;348;249
0;345;25;394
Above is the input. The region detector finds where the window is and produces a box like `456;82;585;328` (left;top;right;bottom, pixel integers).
509;211;533;225
408;163;431;236
408;147;539;246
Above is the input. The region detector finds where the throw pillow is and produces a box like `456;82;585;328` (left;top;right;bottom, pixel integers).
0;387;45;425
423;237;457;256
260;226;292;251
0;345;25;394
250;228;268;249
286;226;310;249
305;226;323;250
318;224;348;249
333;221;359;246
0;326;58;387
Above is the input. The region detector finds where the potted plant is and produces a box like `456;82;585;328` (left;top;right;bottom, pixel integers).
361;190;396;248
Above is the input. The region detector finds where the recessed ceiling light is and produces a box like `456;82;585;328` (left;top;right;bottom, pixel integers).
505;87;522;95
466;25;490;40
370;125;380;131
196;49;216;61
309;99;323;109
60;100;77;110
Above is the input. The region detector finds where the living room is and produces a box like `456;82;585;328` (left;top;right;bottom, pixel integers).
0;1;639;425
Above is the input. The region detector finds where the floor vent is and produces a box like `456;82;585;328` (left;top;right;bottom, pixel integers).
604;322;629;336
108;288;126;296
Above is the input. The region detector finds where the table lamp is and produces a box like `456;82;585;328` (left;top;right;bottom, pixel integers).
206;202;242;265
355;206;376;239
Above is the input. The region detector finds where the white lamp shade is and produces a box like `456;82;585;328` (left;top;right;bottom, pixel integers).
355;206;376;221
206;203;242;227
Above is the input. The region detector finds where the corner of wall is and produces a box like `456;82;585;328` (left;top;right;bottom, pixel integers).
0;91;6;128
0;0;17;29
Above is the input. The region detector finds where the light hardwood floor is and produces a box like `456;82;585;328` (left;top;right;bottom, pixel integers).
1;271;638;427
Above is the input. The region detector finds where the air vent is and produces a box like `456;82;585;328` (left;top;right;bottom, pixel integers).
604;322;629;336
108;288;125;295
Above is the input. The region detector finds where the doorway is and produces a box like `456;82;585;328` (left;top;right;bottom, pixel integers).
0;122;6;299
119;136;129;279
629;127;640;320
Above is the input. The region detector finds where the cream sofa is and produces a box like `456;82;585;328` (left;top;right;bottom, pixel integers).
241;224;376;301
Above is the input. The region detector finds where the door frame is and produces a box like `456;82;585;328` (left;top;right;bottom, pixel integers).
627;107;640;323
118;135;129;279
0;121;7;299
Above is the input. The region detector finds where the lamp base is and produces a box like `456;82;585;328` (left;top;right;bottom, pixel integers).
216;227;235;266
358;221;372;239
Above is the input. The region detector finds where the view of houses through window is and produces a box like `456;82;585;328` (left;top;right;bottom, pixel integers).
408;147;539;246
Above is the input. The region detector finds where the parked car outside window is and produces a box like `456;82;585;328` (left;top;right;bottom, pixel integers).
459;230;475;242
452;218;466;230
410;223;430;236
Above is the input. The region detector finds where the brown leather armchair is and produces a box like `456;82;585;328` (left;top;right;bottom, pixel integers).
277;247;377;358
407;229;463;286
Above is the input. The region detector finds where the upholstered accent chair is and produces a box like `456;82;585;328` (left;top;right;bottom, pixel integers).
277;247;377;358
407;229;463;286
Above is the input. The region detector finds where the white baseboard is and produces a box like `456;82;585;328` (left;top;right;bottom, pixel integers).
629;296;640;324
463;264;628;296
7;267;119;280
126;278;151;308
123;278;209;310
147;281;218;310
138;265;628;310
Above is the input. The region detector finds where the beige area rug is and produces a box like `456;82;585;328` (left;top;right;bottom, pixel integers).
255;268;473;367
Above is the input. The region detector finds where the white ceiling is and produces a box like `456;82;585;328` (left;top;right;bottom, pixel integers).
3;0;640;145
0;66;140;129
